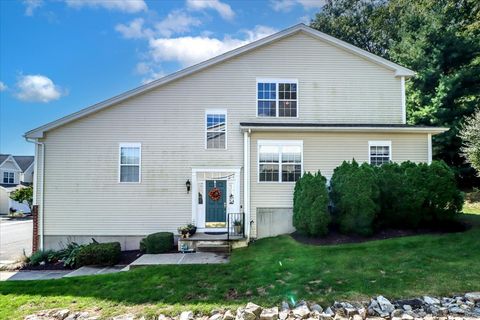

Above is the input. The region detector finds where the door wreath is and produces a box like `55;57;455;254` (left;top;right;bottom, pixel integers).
208;187;222;201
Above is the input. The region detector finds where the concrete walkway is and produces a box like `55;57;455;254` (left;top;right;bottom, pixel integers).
0;252;228;280
129;252;229;267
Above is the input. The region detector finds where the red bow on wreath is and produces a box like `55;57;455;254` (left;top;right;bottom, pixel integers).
208;187;222;201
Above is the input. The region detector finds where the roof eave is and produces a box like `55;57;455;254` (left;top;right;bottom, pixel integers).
240;125;449;135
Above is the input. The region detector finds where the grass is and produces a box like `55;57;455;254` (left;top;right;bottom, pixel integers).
1;212;479;319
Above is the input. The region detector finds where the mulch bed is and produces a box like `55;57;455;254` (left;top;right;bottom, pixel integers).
20;250;143;271
292;224;470;246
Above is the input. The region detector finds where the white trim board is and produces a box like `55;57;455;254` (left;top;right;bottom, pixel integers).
25;24;414;139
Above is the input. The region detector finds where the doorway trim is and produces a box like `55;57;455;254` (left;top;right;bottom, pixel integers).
191;167;241;232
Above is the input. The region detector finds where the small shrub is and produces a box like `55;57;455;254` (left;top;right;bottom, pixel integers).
293;171;330;236
77;242;121;266
330;160;379;236
29;250;55;266
57;242;85;268
141;232;174;254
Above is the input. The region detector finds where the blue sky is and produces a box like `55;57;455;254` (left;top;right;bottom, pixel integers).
0;0;324;155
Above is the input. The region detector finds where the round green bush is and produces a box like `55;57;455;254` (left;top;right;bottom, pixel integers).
293;171;330;236
141;232;174;254
330;160;379;236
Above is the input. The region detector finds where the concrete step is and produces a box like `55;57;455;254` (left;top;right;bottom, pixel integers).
196;243;230;253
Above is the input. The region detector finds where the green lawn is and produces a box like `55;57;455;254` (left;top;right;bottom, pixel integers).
1;213;480;319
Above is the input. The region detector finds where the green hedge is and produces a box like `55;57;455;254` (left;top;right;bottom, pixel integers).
330;160;379;236
76;242;121;267
293;171;330;236
140;232;174;254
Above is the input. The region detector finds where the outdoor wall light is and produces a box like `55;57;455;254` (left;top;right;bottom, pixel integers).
186;179;191;193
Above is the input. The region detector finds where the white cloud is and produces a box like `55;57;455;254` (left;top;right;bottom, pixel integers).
155;10;202;37
186;0;235;20
148;25;277;67
270;0;325;12
65;0;147;13
115;18;153;39
23;0;44;16
0;81;7;92
15;75;64;103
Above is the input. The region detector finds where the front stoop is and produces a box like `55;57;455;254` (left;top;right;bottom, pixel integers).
177;233;247;253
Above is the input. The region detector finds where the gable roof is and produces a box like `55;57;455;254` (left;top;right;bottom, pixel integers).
0;154;23;171
25;23;415;139
13;156;35;172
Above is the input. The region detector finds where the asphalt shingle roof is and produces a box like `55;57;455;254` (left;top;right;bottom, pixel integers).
0;154;34;172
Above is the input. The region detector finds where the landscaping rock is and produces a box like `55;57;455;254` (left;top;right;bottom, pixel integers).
112;315;135;320
223;310;235;320
246;303;263;317
180;311;194;320
465;292;480;303
310;304;323;313
209;314;223;320
260;307;278;320
423;296;440;305
236;308;257;320
278;310;289;320
395;298;423;310
292;305;310;319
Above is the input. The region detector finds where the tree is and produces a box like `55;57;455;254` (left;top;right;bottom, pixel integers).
293;171;331;236
460;108;480;174
311;0;480;187
10;186;33;209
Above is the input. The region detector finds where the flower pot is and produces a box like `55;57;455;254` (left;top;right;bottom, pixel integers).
188;226;197;237
234;225;242;235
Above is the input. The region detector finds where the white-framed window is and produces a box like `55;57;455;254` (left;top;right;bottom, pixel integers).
257;79;298;117
258;140;303;183
369;141;392;166
119;143;141;183
3;171;14;184
205;110;227;149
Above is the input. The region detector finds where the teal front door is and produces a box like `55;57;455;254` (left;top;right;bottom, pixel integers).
205;180;227;228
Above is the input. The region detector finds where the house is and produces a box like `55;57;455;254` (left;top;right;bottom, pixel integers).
0;154;35;214
24;24;447;250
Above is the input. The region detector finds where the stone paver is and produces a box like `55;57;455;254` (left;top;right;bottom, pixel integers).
64;265;126;277
129;252;229;267
5;270;71;281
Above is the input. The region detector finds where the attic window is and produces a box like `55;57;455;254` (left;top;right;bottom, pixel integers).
257;79;298;117
3;172;14;184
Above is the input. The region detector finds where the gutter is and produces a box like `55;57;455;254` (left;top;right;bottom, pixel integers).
25;137;44;250
240;125;449;135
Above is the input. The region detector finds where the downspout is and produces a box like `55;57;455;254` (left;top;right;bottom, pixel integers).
243;129;251;240
25;137;45;250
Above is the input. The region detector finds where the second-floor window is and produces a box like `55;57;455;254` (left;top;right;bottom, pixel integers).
206;110;227;149
257;79;298;117
119;143;141;183
3;172;14;184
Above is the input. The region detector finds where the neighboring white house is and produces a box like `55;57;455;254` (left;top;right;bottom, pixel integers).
24;24;447;250
0;154;34;214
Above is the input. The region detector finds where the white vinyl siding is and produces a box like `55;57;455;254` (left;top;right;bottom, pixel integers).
250;132;429;237
35;32;408;238
119;143;141;183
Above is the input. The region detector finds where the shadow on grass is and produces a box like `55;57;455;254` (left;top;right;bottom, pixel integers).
0;214;479;314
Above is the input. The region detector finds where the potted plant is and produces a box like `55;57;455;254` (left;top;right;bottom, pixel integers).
187;223;197;236
233;220;243;235
177;225;190;239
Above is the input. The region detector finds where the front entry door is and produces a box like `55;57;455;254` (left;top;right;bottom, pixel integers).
205;180;227;228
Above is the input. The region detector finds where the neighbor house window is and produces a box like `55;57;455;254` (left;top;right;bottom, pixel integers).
257;79;298;117
119;143;141;183
206;110;227;149
258;141;303;182
369;141;391;166
3;172;14;184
